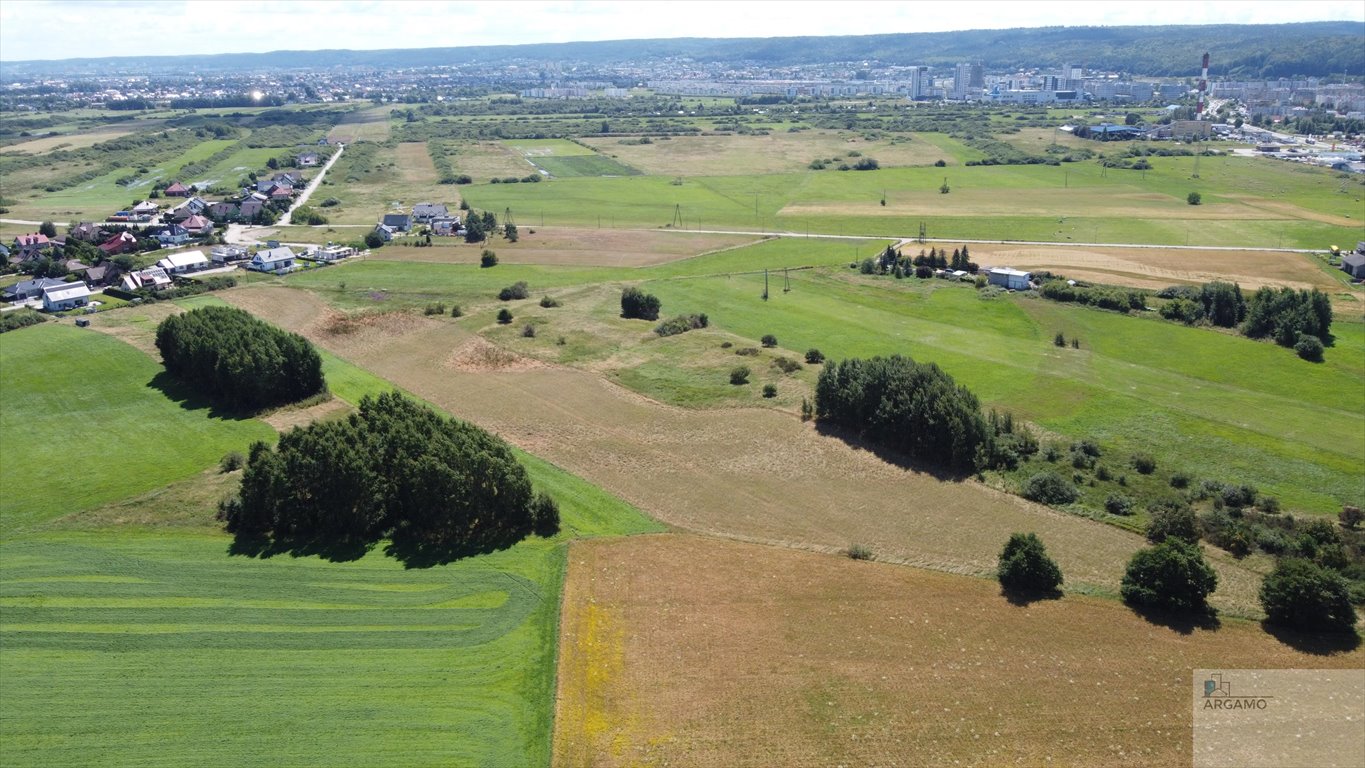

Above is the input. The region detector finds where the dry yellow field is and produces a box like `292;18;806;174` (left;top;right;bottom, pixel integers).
221;285;1269;617
553;534;1364;768
447;140;540;180
580;130;953;177
393;141;439;185
3;124;145;155
326;105;392;143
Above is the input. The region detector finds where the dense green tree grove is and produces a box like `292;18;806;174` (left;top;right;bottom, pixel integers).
814;355;990;473
997;533;1063;594
155;306;324;410
620;286;661;321
221;392;558;551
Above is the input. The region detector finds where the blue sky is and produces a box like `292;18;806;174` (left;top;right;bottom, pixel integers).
1;0;1362;62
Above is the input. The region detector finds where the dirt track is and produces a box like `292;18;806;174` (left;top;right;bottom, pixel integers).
223;285;1268;616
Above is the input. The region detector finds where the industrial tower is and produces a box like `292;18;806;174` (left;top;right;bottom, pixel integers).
1196;52;1209;119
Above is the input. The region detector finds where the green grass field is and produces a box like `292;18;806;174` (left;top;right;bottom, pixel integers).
0;323;276;536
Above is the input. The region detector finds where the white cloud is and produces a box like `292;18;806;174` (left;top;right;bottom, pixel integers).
0;0;1361;62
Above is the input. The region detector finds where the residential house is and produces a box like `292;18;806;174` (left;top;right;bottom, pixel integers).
0;244;9;262
372;223;397;242
268;185;294;203
132;200;160;217
63;260;91;280
41;282;92;312
430;216;462;236
121;267;172;292
210;245;247;264
181;215;214;237
156;251;209;274
316;244;356;261
184;196;207;215
208;201;238;220
163;181;190;197
381;213;412;232
271;171;303;186
987;267;1033;291
2;277;66;303
238;199;265;220
11;233;52;261
297;152;320;167
98;231;138;257
69;222;103;242
157;224;190;247
83;263;120;288
1342;250;1365;279
412;203;449;223
249;246;296;273
165;206;194;223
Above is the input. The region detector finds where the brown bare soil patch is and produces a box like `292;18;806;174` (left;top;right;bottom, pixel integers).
956;243;1343;292
554;534;1364;768
5;124;145;155
373;227;763;267
222;284;1268;617
445;336;549;372
580;131;950;177
259;396;350;432
85;302;185;358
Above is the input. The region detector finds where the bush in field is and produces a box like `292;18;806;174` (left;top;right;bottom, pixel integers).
805;348;825;364
219;451;245;473
155;306;323;411
620;286;661;320
1295;333;1324;362
760;334;778;348
1131;453;1157;474
1260;559;1357;635
729;366;750;385
762;384;777;398
654;313;708;337
1104;493;1135;516
450;305;463;318
497;308;513;324
539;295;561;308
521;324;536;338
1022;471;1079;505
498;281;529;301
1121;539;1217;613
480;250;498;268
1342;505;1363;530
997;533;1063;594
847;544;873;560
771;357;802;374
1146;499;1200;544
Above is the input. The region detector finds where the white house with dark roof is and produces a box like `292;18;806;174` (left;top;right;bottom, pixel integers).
41;282;91;312
250;246;296;273
157;251;209;274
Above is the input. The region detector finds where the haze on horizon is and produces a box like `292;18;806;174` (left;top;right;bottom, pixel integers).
1;0;1362;64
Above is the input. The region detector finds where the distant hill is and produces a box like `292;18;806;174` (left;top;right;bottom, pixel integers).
3;22;1361;79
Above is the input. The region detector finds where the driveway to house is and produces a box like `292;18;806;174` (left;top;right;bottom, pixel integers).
279;143;344;226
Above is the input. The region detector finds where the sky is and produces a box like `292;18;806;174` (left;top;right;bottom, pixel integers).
1;0;1362;62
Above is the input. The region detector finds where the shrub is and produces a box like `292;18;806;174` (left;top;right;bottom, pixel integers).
1105;493;1135;516
934;159;947;167
1072;440;1101;458
1146;499;1200;543
423;303;446;316
729;366;751;385
762;384;777;398
620;286;661;320
805;348;825;364
1187;191;1201;205
498;281;529;301
997;532;1063;594
654;313;708;337
761;334;778;348
1169;472;1191;489
1022;471;1079;505
735;347;759;356
497;308;513;324
1341;505;1363;530
800;397;814;421
1295;333;1324;362
1256;495;1281;514
1131;453;1157;475
847;544;873;560
1260;559;1358;634
1120;539;1218;613
480;250;498;268
450;305;463;318
771;357;802;374
155;306;323;411
521;324;536;338
0;309;46;334
531;493;560;537
220;451;245;473
1054;331;1066;347
539;295;561;308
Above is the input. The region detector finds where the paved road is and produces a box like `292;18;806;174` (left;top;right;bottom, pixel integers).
278;143;344;226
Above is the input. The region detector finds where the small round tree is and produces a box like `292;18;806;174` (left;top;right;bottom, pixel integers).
1022;471;1079;505
761;334;778;348
1260;559;1357;635
497;308;513;325
729;366;750;385
1121;539;1218;613
480;250;498;268
997;532;1063;594
1146;500;1200;544
805;348;825;364
1294;334;1324;362
1187;192;1202;206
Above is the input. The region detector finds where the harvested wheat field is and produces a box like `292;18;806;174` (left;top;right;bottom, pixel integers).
943;243;1344;292
222;285;1268;616
373;228;765;268
554;534;1364;768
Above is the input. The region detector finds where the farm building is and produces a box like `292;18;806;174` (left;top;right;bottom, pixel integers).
156;251;209;275
250;246;296;273
1342;250;1365;279
987;267;1033;290
41;282;91;312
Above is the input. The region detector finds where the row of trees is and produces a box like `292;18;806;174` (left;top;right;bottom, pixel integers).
1158;282;1334;351
998;532;1356;635
219;392;558;551
155;306;324;411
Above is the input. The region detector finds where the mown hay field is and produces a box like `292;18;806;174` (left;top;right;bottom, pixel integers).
553;534;1365;768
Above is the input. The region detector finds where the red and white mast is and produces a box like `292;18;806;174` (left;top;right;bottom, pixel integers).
1196;52;1209;118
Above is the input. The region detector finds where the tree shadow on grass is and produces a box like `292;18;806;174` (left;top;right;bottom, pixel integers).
1127;602;1222;635
1260;621;1361;656
227;531;374;563
383;528;525;569
812;422;972;482
1001;586;1065;607
147;370;256;422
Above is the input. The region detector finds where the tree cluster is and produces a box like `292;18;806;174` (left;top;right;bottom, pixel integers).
620;286;661;321
814;355;991;473
1039;280;1146;313
219;392;558;552
155;306;323;411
